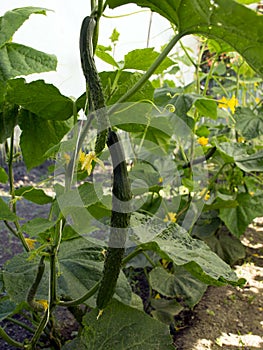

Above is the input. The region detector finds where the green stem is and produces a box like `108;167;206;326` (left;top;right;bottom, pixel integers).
26;310;49;350
6;317;35;334
0;326;24;348
58;280;101;307
6;131;29;252
3;220;18;236
108;32;183;114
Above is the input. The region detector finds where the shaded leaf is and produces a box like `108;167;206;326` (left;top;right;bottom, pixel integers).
219;192;263;236
0;102;19;143
0;297;16;321
19;109;72;169
2;237;131;308
149;266;207;308
234;107;263;140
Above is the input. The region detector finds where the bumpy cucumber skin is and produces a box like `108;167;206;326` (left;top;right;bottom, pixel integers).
96;131;132;310
79;16;131;311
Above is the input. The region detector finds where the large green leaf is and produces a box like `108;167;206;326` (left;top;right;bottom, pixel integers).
2;237;131;307
124;48;175;74
7;79;73;120
0;43;56;81
133;222;244;286
219;192;263;236
234;107;263;140
149;266;207;308
0;7;50;47
19;109;72;169
107;0;263;76
62;299;174;350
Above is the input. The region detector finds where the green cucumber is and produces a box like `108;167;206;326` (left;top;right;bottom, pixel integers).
80;16;132;311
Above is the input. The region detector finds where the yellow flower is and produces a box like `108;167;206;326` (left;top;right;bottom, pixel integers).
25;238;37;250
79;151;105;175
237;136;245;143
36;299;48;310
255;97;261;104
155;293;161;299
197;136;209;146
164;212;177;223
204;191;210;201
249;191;255;197
218;95;238;114
160;259;170;269
158;177;163;184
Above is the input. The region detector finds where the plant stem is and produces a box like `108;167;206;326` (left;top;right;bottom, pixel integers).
6;317;35;334
108;32;183;114
0;326;24;348
6;131;29;252
26;309;49;350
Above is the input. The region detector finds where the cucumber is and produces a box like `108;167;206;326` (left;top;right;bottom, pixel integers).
80;16;132;311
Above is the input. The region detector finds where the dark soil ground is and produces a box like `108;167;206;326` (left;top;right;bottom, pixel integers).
0;161;262;349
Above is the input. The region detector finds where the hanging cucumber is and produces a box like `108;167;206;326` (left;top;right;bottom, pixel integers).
79;16;132;312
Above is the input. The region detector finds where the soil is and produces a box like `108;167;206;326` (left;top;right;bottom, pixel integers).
0;161;263;349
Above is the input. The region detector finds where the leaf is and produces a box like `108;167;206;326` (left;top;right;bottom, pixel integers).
133;222;244;286
100;71;154;104
124;48;175;74
108;0;263;76
15;186;53;205
95;45;119;68
0;43;57;81
149;266;207;308
235;150;263;172
234;107;263;140
7;79;73;120
0;166;8;183
204;229;246;265
218;142;263;172
2;237;131;307
0;102;19;143
195;98;217;119
62;299;174;350
21;218;56;237
0;197;18;221
0;7;50;47
19;109;72;169
151;298;184;324
219;192;263;236
0;297;16;321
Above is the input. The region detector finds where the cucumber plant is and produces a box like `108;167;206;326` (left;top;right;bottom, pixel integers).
0;1;262;349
